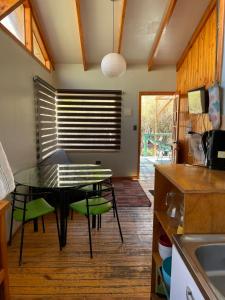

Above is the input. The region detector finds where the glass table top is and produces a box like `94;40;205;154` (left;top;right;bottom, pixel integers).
14;164;112;189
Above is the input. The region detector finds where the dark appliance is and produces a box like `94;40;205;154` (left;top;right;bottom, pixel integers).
202;130;225;170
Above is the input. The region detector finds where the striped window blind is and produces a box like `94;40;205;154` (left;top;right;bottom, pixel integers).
34;77;122;160
34;76;57;161
56;89;122;151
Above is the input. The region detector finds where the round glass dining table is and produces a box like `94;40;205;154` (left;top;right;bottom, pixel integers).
14;164;112;189
14;164;112;247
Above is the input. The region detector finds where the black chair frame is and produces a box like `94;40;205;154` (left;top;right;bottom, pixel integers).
72;183;123;258
9;184;61;265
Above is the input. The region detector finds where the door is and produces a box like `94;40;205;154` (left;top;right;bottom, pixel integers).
171;93;180;163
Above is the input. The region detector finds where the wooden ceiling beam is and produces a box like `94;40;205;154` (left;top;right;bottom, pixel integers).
148;0;177;71
176;0;216;71
0;0;24;21
117;0;127;53
75;0;87;71
28;0;55;70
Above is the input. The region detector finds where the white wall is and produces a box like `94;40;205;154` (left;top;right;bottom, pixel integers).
54;64;176;176
0;29;55;239
0;29;55;173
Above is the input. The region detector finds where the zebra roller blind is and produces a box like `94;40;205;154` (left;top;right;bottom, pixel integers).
34;76;57;161
34;77;122;160
57;89;122;151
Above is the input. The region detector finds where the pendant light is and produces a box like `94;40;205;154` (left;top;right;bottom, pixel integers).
101;0;126;77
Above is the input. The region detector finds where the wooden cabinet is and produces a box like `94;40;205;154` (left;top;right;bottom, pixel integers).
170;245;204;300
151;164;225;298
0;200;10;300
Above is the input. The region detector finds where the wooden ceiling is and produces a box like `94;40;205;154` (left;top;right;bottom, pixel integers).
5;0;212;71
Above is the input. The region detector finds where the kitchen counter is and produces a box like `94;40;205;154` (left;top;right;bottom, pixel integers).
173;234;225;300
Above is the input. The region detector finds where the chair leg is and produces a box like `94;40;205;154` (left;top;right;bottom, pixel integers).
19;223;25;266
111;187;116;218
112;189;123;243
113;206;116;218
99;214;102;228
55;210;62;251
70;209;74;220
87;214;93;258
41;216;45;233
114;205;123;243
97;215;100;231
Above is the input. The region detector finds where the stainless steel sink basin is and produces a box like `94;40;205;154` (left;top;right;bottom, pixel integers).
173;234;225;300
196;244;225;299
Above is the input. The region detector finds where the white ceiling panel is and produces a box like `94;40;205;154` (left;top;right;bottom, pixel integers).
122;0;169;64
79;0;122;64
154;0;211;65
32;0;82;64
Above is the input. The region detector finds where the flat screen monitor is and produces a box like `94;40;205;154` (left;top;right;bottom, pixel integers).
187;87;208;114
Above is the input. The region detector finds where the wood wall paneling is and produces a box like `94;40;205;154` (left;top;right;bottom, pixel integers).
177;8;216;163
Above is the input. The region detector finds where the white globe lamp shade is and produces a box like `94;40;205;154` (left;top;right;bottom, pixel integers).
101;53;126;77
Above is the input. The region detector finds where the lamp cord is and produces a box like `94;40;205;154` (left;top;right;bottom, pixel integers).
112;0;114;52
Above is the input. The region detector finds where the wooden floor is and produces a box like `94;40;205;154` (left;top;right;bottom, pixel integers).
8;207;152;300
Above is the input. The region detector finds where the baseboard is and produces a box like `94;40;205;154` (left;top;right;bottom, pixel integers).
112;176;138;180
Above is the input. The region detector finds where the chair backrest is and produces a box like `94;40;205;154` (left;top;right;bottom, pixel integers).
38;149;71;166
86;183;114;207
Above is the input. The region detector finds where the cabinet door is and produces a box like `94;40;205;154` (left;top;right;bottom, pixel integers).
170;246;204;300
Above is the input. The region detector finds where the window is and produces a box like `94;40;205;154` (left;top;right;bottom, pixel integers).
0;1;52;71
0;4;25;44
57;90;122;151
33;33;45;65
34;77;122;162
34;76;57;161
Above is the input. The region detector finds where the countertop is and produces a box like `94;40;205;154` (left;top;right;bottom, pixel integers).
155;164;225;193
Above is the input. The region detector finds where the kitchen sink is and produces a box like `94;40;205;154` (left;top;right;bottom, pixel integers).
173;234;225;300
196;244;225;298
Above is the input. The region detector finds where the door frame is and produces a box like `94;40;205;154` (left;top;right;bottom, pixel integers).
137;91;177;179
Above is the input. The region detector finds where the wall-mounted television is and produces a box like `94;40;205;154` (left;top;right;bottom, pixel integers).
187;87;209;114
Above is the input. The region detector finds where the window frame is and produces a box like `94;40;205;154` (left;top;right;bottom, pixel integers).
0;0;53;72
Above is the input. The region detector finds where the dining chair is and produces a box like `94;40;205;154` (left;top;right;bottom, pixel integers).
9;184;61;265
71;178;116;221
69;182;123;258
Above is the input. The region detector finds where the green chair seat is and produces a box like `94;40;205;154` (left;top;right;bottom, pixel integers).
14;198;55;222
70;197;112;216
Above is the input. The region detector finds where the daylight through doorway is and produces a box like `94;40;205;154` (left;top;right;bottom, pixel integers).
139;93;176;184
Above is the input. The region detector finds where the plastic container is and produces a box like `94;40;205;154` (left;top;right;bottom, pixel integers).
162;256;172;289
158;234;172;260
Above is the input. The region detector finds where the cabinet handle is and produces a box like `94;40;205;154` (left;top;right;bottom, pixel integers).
186;286;195;300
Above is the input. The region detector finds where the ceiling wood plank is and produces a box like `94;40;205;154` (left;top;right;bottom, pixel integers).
216;0;225;82
176;0;216;71
148;0;177;71
28;0;55;70
0;0;24;21
75;0;87;71
117;0;127;53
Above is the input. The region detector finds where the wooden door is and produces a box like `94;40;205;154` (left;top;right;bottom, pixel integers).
171;93;180;163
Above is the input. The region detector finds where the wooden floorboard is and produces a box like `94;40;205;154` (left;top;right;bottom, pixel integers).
8;207;152;299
